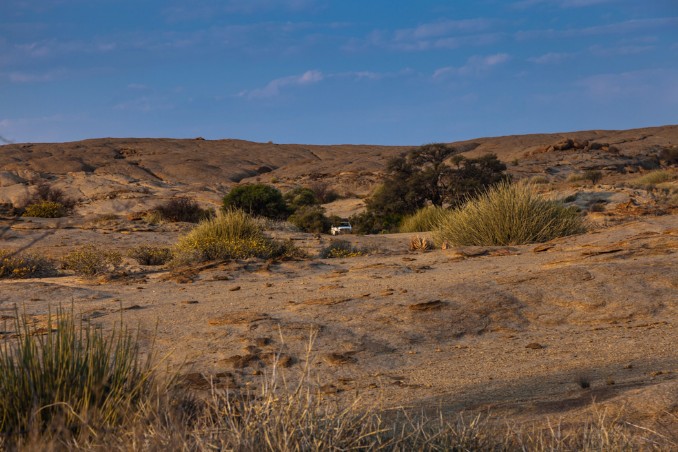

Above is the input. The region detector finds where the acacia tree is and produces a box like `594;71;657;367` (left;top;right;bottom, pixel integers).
356;143;508;233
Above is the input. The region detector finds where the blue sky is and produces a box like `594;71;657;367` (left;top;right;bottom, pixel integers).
1;0;677;145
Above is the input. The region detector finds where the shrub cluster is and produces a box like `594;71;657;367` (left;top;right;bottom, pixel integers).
223;184;289;219
0;250;56;278
288;205;330;233
435;181;585;246
62;245;122;276
21;184;75;218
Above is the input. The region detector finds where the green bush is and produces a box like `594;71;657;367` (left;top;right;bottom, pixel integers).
152;197;213;223
62;245;122;276
434;181;585;246
22;201;67;218
288;205;330;233
223;184;289;219
400;206;448;233
127;245;173;266
0;250;56;278
349;211;402;235
284;187;319;211
319;240;367;259
174;210;297;263
0;307;159;444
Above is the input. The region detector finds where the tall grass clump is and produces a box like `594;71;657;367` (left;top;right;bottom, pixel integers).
0;250;56;278
174;209;296;263
399;206;448;233
435;181;585;246
0;307;159;446
632;169;674;186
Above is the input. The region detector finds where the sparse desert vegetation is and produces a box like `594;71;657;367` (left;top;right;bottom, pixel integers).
1;128;677;450
0;250;56;278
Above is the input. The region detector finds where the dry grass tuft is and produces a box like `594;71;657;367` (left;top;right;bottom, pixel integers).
409;235;434;251
400;206;448;233
435;181;586;246
0;307;161;449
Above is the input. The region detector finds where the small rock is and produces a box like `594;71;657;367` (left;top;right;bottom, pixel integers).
525;342;544;349
229;286;241;291
181;300;199;305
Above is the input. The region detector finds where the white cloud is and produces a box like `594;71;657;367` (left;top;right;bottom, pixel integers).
434;53;510;79
240;70;324;99
589;44;654;56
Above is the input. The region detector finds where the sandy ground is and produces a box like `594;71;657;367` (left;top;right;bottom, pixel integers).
0;126;677;438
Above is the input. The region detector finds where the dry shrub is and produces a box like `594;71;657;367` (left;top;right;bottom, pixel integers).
127;245;173;266
174;209;301;263
22;200;67;218
151;197;213;223
319;240;367;258
62;245;122;276
400;206;448;233
409;235;434;251
435;181;585;246
0;250;56;278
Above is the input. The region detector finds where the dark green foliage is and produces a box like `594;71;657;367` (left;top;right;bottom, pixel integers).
284;187;319;211
349;211;402;235
288;205;330;233
223;184;289;219
363;143;508;232
154;197;213;223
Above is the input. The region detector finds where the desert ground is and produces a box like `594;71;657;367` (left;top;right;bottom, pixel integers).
1;126;677;444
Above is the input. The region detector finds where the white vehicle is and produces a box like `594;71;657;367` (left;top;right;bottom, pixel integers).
330;221;352;235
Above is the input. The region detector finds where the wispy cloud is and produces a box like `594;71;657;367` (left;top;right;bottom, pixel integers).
163;0;320;21
576;69;678;102
528;52;575;64
516;17;678;41
347;18;499;52
589;44;654;56
239;70;324;99
7;68;66;83
513;0;616;8
433;53;510;79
